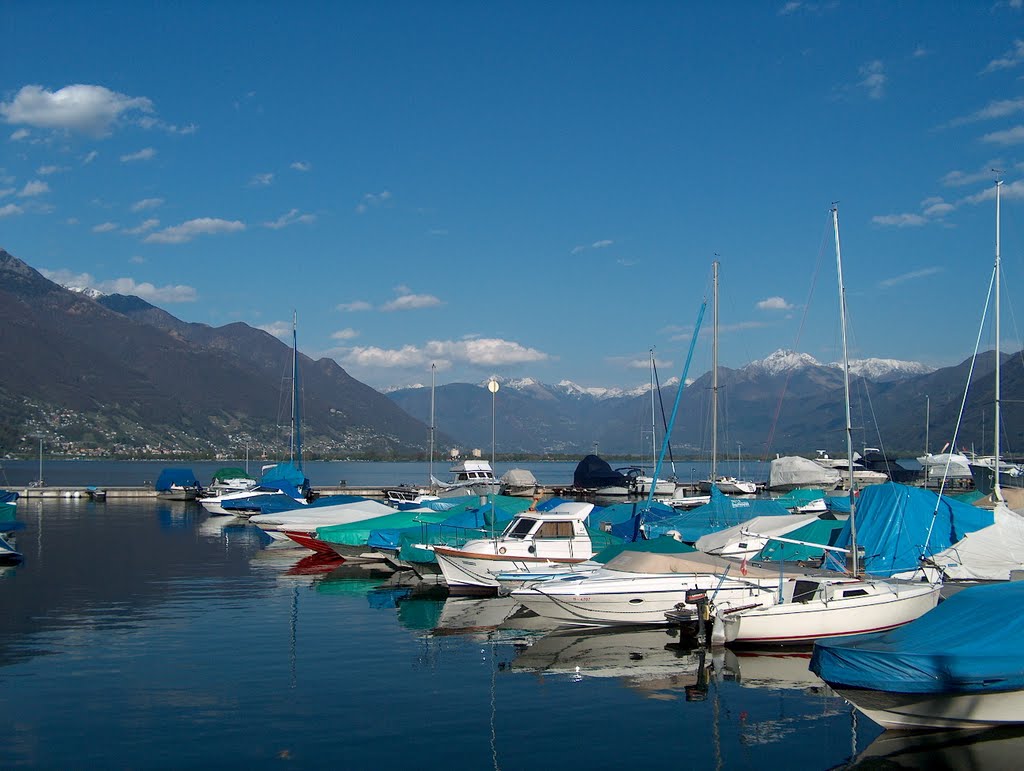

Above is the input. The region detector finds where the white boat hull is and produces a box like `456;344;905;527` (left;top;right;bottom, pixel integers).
434;548;589;593
835;686;1024;730
717;583;940;644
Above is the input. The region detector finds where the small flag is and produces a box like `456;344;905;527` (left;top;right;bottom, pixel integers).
740;556;748;576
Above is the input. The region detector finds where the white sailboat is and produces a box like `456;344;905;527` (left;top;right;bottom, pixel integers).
709;205;940;645
699;261;757;495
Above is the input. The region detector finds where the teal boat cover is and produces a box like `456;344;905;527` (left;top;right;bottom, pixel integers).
831;482;994;577
755;517;845;562
211;467;254;483
811;581;1024;694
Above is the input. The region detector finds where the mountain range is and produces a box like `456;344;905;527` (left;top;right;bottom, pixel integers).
3;247;1022;460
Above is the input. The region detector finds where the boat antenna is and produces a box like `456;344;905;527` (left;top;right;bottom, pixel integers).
832;204;857;576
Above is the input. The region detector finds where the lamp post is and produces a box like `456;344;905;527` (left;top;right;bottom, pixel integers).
487;378;499;468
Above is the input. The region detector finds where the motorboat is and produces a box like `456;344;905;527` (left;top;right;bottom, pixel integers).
154;468;202;501
203;462;310;516
430;501;598;593
813;451;888;489
810;581;1024;729
381;485;439;509
711;574;940;645
431;458;501;498
511;549;789;627
702;476;758;495
498;468;539;498
768;456;842;492
250;496;394;541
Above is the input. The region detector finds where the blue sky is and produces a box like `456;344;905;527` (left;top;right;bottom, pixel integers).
2;1;1023;391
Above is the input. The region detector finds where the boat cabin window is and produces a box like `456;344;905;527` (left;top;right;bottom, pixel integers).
536;521;574;538
841;588;869;598
792;580;820;603
505;518;538;539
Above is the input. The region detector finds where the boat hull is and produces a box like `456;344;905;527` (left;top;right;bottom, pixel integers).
834;686;1024;730
718;584;940;644
433;548;589;593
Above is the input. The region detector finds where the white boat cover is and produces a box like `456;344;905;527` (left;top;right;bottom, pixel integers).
769;456;842;491
916;452;972;479
500;468;538;487
694;513;820;555
930;505;1024;580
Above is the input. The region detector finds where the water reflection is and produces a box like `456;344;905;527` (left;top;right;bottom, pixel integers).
846;725;1024;769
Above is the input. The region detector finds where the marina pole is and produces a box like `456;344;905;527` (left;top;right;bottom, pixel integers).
488;378;499;468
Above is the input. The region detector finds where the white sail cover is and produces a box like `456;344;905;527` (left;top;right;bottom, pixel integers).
931;505;1024;580
694;513;820;556
768;456;842;491
500;468;538;487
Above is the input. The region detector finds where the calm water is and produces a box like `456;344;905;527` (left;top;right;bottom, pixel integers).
2;462;1011;769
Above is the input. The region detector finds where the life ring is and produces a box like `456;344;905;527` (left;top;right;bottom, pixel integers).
498;547;507;554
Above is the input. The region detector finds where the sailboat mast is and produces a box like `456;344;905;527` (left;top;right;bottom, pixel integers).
429;363;436;486
650;348;657;470
832;206;857;575
291;310;302;470
994;177;1003;503
711;259;719;481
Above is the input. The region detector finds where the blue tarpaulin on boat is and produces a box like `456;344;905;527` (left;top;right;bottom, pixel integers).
155;468;199;491
831;483;994;577
641;486;793;543
811;581;1024;694
259;463;308;489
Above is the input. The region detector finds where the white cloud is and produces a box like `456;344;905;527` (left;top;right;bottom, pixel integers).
39;268;197;302
290;161;311;172
82;150;98;164
981;125;1024;146
380;290;443;311
0;203;23;218
778;1;802;14
258;321;292;340
263;208;316;229
355;190;391;214
858;60;886;99
36;164;67;175
962;179;1024;204
92;222;118;233
570;245;586;255
337;300;373;312
0;84;153;137
983;39;1024;73
339;337;550;369
100;277;197;302
331;328;359;340
922;200;954;217
123;218;160;235
120;147;155;162
18;180;49;197
757;296;794;311
592;239;613;248
144;217;246;244
0;187;13;198
131;197;163;212
912;45;929;58
878;267;943;288
249;172;274;187
136;116;197;135
948;98;1024;127
129;255;145;264
871;213;928;227
10;128;29;141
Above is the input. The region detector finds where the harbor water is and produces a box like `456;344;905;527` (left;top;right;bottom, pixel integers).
2;460;1012;769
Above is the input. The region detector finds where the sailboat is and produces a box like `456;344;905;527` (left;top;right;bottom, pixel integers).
698;261;757;495
201;312;310;516
709;205;940;645
635;349;677;496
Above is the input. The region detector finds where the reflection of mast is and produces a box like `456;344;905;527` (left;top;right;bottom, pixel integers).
289;584;298;689
429;363;436;487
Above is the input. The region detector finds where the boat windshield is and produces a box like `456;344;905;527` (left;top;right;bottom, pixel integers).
504;517;538;539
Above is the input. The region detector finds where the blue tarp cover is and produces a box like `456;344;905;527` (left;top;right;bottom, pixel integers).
155;468;199;491
642;486;793;543
832;483;994;577
259;463;308;489
811;581;1024;694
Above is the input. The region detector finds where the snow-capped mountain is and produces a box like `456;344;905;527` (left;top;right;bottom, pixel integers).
828;358;935;382
743;349;822;376
66;285;106;299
